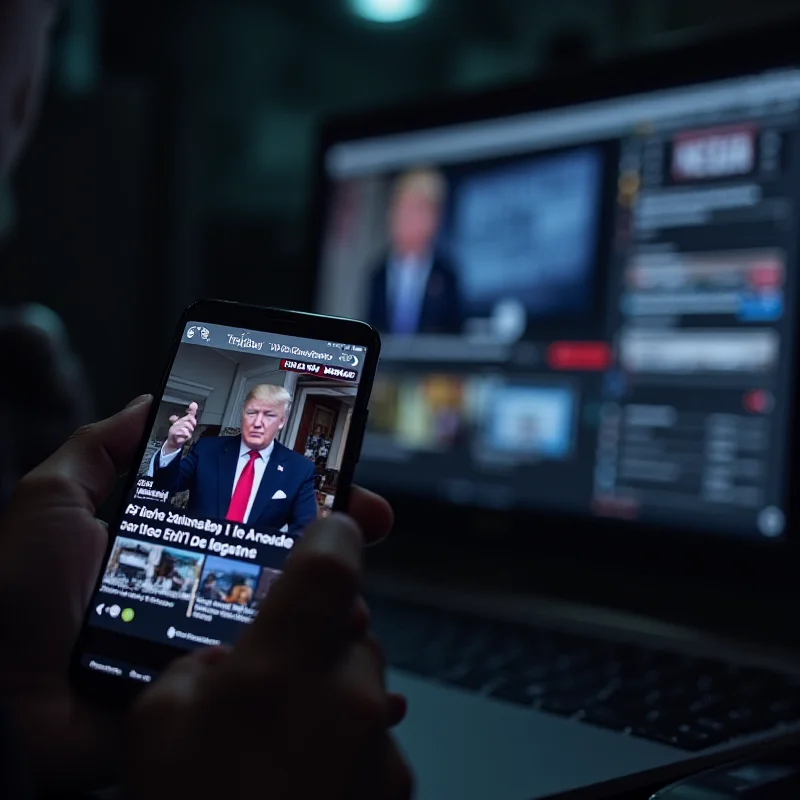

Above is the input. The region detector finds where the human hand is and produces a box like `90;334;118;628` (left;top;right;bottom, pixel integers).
131;514;411;800
164;400;198;455
0;395;153;791
0;395;394;793
0;303;91;508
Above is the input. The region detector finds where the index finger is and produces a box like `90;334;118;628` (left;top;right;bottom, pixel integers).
188;401;198;416
238;513;363;661
348;486;393;546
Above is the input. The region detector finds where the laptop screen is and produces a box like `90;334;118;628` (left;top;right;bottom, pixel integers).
316;67;800;542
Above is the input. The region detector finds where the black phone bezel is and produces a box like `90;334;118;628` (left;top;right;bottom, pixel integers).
70;299;381;705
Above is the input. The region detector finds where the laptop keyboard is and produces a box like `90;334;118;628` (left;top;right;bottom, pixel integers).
368;595;800;752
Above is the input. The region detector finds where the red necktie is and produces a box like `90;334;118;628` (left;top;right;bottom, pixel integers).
226;450;260;523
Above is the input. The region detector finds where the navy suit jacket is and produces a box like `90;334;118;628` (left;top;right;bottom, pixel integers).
152;436;317;536
368;253;463;335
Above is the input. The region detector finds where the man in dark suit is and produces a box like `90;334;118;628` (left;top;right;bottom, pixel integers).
368;168;463;335
149;384;317;535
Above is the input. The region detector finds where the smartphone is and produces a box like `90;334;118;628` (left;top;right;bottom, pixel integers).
71;299;380;700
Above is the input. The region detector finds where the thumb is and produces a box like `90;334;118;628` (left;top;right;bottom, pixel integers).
24;394;152;512
130;647;229;796
169;415;179;423
135;646;229;723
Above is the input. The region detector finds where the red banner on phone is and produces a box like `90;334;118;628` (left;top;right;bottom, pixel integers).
280;358;358;382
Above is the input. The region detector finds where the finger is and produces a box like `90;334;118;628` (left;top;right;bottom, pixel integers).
240;513;363;659
134;646;231;722
169;415;180;424
348;594;370;637
357;633;406;726
188;401;198;416
312;636;409;792
176;418;196;434
128;646;230;798
21;395;152;512
348;486;394;546
174;424;193;439
327;636;392;737
362;631;387;680
387;692;407;727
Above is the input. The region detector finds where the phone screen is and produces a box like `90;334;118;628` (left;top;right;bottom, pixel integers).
80;315;371;683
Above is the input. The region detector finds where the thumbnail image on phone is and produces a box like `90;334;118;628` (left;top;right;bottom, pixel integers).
74;302;378;688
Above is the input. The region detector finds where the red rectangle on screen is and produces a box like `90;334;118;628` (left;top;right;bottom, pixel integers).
671;124;756;181
547;342;612;371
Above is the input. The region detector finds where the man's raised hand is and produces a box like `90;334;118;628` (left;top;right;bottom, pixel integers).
165;401;198;454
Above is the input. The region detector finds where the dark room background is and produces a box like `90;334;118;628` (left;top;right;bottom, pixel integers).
1;0;797;420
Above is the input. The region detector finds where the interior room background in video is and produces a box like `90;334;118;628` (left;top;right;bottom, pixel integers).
319;145;604;338
138;342;358;520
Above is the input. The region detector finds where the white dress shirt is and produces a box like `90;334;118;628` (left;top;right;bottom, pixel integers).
149;439;274;525
387;252;433;334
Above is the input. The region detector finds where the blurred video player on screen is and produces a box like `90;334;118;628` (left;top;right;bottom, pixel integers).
317;68;800;541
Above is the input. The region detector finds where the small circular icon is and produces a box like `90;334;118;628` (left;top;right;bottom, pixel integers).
121;608;135;623
758;506;785;538
108;604;121;619
167;626;176;639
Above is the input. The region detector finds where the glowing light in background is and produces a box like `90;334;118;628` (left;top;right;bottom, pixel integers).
348;0;431;24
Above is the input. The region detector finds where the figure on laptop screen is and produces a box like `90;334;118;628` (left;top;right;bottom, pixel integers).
368;168;464;335
148;385;317;535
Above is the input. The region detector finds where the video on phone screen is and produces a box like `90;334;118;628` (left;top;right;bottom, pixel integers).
85;321;365;674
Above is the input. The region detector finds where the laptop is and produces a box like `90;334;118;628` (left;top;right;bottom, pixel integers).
311;19;800;800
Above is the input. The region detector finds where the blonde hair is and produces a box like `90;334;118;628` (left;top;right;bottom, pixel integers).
244;383;292;412
392;168;447;207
